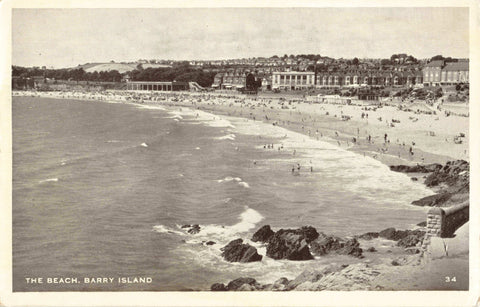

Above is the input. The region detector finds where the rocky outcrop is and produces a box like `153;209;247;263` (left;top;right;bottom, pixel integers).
212;263;382;291
379;228;425;242
424;160;469;188
227;277;261;291
221;239;262;263
411;160;469;208
411;192;454;207
310;234;363;258
266;229;314;260
210;283;227;291
397;235;422;248
389;163;442;173
211;277;262;291
357;232;379;240
390;160;469;208
256;226;319;261
251;225;275;243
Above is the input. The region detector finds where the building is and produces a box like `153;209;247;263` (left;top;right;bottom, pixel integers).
126;81;189;91
271;71;315;90
422;60;444;86
212;69;256;91
422;60;469;86
441;62;469;85
314;70;422;88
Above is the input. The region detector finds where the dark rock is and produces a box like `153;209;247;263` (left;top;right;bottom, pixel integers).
379;228;425;242
411;177;418;181
411;192;453;207
296;226;320;243
367;247;377;252
424;160;469;188
205;241;216;245
221;239;262;263
358;232;379;240
397;233;425;248
251;225;275;243
310;235;343;256
181;224;191;228
391;260;400;266
310;236;363;258
227;277;259;291
405;247;421;254
337;238;363;258
417;221;427;227
379;228;397;240
266;229;314;260
187;224;201;234
389;163;442;173
210;283;227;291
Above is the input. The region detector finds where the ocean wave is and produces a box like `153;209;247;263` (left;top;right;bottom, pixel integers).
133;103;166;111
140;142;148;147
39;178;58;183
169;108;235;128
153;207;263;244
215;134;236;141
152;225;185;236
216;176;250;188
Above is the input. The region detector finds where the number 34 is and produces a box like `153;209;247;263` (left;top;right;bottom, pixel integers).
445;276;457;282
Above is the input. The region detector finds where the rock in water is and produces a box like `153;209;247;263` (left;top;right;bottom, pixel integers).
411;192;453;207
266;229;314;260
389;163;442;173
310;235;344;256
221;239;262;263
251;225;275;243
187;224;201;234
357;232;379;240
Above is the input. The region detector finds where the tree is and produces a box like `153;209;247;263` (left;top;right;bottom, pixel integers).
431;55;444;61
381;59;392;65
352;57;359;65
406;55;417;63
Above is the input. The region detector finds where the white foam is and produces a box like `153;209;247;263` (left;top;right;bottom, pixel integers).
222;113;434;207
238;181;250;188
39;178;58;183
140;143;148;147
216;176;249;188
133;103;166;111
152;225;185;236
190;207;264;242
215;133;236;141
169;108;235;128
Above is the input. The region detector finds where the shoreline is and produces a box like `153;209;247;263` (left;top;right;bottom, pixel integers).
12;90;469;170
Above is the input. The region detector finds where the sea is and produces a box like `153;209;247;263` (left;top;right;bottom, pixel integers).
12;96;434;291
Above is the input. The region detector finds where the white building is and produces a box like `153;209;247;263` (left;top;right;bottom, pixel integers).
272;71;315;90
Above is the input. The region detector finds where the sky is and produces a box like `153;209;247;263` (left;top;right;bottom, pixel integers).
12;7;469;68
